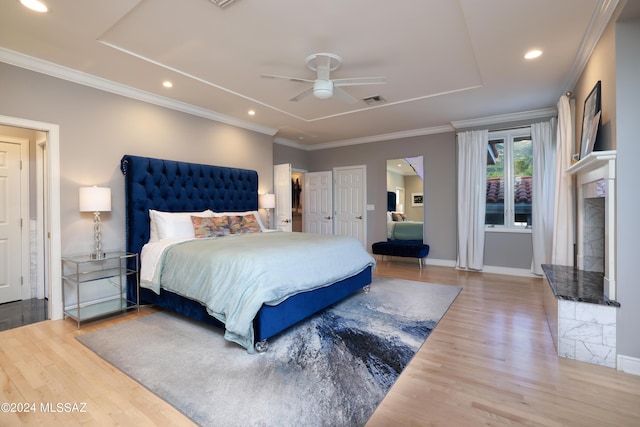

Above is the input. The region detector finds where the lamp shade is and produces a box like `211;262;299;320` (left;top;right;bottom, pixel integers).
79;186;111;212
259;193;275;209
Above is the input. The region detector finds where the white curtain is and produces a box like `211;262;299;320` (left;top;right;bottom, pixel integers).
456;129;488;271
531;119;557;275
552;95;575;265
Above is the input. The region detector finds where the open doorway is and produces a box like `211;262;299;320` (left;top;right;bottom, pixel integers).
0;128;46;329
0;114;62;325
291;171;303;232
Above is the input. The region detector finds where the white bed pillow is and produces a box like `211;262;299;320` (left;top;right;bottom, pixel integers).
212;210;267;231
149;209;214;241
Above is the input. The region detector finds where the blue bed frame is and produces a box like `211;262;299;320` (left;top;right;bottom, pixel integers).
120;154;372;350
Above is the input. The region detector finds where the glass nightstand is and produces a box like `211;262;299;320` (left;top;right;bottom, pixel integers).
61;251;139;328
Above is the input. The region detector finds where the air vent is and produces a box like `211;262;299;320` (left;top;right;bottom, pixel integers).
362;95;386;105
209;0;237;8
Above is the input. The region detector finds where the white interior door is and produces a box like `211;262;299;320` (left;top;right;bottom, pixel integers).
333;165;366;247
0;141;24;303
274;163;292;232
304;171;332;234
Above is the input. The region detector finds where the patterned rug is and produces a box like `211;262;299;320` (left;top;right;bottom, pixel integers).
77;277;460;427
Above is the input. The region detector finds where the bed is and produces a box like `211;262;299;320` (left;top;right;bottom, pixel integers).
121;155;374;353
385;191;423;240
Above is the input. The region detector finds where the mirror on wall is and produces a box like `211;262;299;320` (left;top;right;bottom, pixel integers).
386;156;424;241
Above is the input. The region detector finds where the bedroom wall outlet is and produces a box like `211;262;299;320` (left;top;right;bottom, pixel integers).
367;204;374;211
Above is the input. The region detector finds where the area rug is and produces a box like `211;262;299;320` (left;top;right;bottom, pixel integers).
77;277;460;427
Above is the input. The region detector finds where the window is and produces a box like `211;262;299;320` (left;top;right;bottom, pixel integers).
485;128;532;230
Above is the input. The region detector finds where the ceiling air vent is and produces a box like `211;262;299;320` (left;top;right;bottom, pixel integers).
362;95;386;105
210;0;237;8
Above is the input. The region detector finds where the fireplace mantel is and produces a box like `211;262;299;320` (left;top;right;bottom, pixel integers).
566;150;616;175
567;149;616;300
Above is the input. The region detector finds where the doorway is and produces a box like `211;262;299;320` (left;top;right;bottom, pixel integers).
0;114;62;322
291;171;303;232
0;137;28;304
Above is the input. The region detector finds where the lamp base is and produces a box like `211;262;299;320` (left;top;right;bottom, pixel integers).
90;251;106;260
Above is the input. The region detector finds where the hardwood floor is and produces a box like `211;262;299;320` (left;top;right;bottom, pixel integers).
1;262;639;426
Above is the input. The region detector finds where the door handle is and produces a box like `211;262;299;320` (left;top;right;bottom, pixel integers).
282;218;291;223
356;215;363;220
324;216;332;220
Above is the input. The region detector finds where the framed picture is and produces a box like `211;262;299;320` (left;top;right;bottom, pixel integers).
411;193;423;207
579;81;602;159
586;110;601;157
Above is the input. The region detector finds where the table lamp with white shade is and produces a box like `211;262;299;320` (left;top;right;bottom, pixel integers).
258;193;275;229
79;186;111;259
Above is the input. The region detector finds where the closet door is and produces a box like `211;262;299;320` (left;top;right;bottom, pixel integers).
333;165;366;247
304;171;332;235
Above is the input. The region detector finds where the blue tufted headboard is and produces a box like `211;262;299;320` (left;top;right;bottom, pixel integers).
387;191;396;212
120;154;259;300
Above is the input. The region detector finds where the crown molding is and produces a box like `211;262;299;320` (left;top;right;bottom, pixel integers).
276;106;559;151
276;124;455;151
0;47;278;137
561;0;620;93
451;107;557;130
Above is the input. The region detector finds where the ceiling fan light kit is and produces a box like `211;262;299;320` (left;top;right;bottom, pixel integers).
313;80;334;99
260;53;386;102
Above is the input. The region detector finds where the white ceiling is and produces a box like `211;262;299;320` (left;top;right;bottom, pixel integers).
0;0;621;148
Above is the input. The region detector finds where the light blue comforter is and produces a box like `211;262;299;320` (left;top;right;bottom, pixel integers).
143;232;375;352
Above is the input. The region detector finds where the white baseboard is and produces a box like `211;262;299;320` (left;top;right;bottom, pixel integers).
617;354;640;376
481;265;539;278
424;258;456;268
372;255;536;278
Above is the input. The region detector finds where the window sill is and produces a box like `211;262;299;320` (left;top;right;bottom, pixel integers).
485;227;532;234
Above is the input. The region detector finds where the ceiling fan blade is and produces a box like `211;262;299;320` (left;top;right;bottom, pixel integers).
334;87;359;104
290;87;314;102
260;74;313;84
333;77;387;87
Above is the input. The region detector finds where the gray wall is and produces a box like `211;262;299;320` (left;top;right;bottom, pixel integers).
0;62;274;257
275;133;458;263
484;232;532;269
571;9;639;363
275;129;539;269
574;19;617;154
615;17;640;361
273;143;309;171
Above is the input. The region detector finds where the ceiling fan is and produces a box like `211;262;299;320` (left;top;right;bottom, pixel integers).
260;53;386;104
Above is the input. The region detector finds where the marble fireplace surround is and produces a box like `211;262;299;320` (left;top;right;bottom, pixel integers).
541;151;618;368
567;150;617;300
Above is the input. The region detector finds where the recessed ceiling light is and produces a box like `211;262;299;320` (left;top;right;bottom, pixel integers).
162;81;173;88
248;110;255;116
20;0;48;12
524;49;542;60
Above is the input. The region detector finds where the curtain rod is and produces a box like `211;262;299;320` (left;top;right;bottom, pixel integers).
487;124;532;133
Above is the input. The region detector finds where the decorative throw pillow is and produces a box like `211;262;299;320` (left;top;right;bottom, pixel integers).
239;213;262;234
213;210;267;231
391;212;407;222
227;215;243;234
191;216;230;238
